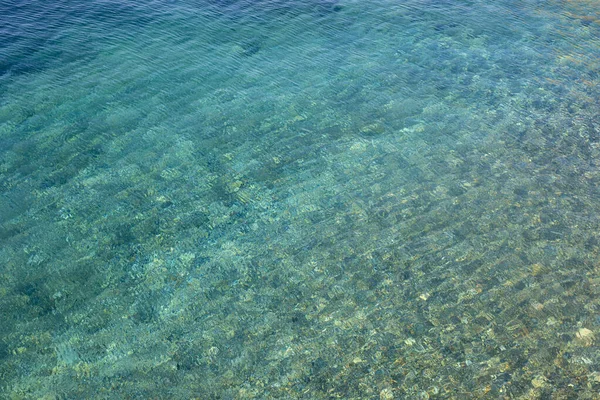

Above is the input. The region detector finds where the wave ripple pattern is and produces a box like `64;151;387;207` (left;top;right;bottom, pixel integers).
1;0;599;398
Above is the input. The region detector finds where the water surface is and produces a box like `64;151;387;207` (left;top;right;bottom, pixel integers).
1;0;600;398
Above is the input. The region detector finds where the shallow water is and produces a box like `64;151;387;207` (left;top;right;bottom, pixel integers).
1;0;599;398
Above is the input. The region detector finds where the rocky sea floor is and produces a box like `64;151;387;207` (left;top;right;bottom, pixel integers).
1;0;600;398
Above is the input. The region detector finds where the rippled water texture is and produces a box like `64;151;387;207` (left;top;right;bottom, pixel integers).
1;0;600;398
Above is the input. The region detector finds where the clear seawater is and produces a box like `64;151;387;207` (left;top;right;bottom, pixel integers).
1;0;599;398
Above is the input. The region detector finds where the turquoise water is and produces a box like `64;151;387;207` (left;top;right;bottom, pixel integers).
1;0;600;397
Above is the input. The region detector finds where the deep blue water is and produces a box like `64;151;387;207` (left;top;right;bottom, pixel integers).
1;0;599;398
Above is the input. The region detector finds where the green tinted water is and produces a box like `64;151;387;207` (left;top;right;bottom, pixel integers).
1;0;599;398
